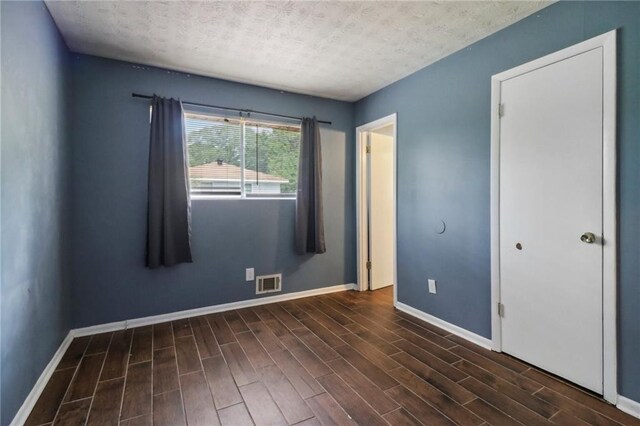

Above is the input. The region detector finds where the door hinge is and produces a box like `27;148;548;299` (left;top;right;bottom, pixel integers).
498;103;505;118
498;302;505;317
366;261;372;270
366;145;371;154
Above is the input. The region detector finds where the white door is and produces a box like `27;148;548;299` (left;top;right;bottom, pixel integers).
368;132;394;290
499;48;604;393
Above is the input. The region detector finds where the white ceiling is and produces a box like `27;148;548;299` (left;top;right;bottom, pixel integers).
46;1;551;102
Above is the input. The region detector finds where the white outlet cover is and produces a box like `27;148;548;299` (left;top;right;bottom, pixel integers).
246;268;255;281
428;279;437;294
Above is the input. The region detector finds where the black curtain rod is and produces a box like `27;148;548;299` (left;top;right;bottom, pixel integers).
131;93;332;125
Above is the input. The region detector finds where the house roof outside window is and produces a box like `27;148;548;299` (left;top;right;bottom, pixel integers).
189;160;289;184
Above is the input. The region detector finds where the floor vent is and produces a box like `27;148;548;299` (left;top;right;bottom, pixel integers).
256;273;282;295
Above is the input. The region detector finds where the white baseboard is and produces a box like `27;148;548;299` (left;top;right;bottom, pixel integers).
395;301;492;350
73;283;357;337
618;395;640;419
11;331;74;426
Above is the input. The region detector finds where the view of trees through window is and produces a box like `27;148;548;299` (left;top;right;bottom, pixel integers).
185;113;300;196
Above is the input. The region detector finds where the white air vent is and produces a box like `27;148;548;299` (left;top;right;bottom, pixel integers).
256;273;282;295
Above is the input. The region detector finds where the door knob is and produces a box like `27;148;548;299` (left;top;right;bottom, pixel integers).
580;232;596;244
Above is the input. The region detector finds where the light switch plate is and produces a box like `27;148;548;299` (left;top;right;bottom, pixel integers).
246;268;255;281
428;279;437;294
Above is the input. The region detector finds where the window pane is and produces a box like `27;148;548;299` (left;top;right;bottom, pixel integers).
244;121;300;197
185;113;242;196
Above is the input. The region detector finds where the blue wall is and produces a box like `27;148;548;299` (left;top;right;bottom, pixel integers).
0;2;72;424
69;55;356;328
355;1;640;402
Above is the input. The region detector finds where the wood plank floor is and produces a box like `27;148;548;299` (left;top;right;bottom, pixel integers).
25;288;639;426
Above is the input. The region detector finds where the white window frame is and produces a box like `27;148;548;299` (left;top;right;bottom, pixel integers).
184;110;300;201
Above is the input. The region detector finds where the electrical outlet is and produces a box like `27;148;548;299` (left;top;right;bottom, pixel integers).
246;268;255;281
428;279;437;294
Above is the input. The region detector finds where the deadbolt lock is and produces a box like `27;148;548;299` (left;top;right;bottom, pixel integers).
580;232;596;244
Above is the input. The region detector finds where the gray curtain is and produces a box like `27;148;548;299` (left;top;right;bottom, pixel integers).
295;117;326;254
146;95;193;268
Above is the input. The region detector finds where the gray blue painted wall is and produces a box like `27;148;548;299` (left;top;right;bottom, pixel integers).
0;2;72;424
69;55;356;328
354;1;640;402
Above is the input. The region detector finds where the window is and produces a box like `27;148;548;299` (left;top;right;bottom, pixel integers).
185;111;300;198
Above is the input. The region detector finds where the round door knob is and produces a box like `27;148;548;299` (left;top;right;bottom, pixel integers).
580;232;596;244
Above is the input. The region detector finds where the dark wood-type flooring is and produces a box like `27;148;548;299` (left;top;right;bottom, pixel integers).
25;287;639;426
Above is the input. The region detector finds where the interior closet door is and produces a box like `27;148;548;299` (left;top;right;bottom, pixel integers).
499;48;604;393
368;132;395;290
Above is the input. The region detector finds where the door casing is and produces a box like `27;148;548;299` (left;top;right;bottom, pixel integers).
356;113;397;305
490;30;617;403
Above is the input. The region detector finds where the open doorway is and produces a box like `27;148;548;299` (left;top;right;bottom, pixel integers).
356;114;397;304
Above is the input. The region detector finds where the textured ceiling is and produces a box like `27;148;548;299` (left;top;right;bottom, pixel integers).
45;1;551;101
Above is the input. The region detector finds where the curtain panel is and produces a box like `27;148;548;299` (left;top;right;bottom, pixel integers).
295;117;326;254
146;95;193;268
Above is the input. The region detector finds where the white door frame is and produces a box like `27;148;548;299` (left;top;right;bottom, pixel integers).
356;113;398;306
490;30;617;403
